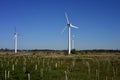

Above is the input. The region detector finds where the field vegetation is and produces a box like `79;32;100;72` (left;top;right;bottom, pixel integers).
0;49;120;80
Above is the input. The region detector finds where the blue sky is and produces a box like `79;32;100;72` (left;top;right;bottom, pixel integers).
0;0;120;50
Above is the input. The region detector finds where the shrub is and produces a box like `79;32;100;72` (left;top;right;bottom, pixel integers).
71;49;77;54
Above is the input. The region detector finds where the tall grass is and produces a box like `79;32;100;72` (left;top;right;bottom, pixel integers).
0;55;119;80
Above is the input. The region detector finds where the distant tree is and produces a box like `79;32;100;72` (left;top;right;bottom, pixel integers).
4;48;9;51
71;49;77;54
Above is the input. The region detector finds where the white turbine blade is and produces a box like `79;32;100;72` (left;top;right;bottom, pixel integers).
70;24;78;29
61;26;67;34
65;12;69;24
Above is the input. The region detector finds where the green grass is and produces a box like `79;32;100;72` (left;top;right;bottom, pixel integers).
0;55;120;80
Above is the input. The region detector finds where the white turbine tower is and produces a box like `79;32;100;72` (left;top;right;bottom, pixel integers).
14;27;18;53
63;12;78;55
72;35;75;50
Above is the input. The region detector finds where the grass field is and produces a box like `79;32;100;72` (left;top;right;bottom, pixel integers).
0;51;120;80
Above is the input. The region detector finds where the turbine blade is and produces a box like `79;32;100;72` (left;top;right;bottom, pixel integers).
70;24;78;29
61;26;67;34
65;12;69;24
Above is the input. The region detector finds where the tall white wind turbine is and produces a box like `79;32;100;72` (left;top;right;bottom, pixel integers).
14;27;18;53
63;12;78;55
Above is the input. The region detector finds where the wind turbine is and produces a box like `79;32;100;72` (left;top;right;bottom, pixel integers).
63;12;78;55
14;27;18;53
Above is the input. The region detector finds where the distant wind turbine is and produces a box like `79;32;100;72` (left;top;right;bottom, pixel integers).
62;12;78;55
14;27;18;53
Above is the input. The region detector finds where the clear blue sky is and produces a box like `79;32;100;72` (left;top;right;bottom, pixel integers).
0;0;120;50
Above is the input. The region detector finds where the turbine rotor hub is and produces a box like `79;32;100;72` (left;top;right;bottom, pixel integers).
67;24;70;27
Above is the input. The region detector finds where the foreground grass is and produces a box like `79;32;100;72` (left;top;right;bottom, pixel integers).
0;53;120;80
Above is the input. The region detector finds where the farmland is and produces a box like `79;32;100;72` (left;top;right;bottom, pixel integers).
0;50;120;80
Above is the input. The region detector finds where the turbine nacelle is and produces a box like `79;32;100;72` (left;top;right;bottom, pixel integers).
14;32;18;38
14;32;17;35
67;23;78;29
67;24;70;27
